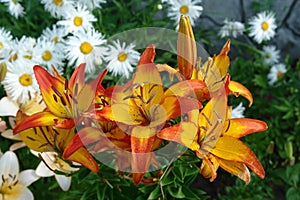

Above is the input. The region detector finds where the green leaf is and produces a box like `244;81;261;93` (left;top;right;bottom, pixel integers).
286;187;300;200
147;185;161;200
167;186;186;199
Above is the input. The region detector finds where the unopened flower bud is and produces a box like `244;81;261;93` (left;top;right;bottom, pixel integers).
177;15;196;80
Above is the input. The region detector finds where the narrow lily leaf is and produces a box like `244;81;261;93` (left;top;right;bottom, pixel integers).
229;80;253;107
224;118;268;138
14;111;57;134
211;136;265;179
216;157;251;184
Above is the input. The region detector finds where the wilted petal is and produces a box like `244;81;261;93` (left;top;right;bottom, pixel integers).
216;157;251;184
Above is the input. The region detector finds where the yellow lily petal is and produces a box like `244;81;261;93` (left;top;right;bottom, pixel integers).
213;39;230;78
14;111;57;134
223;118;268;138
215;157;251;184
198;85;227;157
33;66;71;118
65;147;99;173
211;136;265;179
164;79;207;98
105;104;146;125
157;121;199;151
199;155;219;182
229;80;253;107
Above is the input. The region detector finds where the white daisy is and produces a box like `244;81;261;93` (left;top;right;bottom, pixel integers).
165;0;203;28
1;60;39;103
0;27;13;60
231;102;245;118
0;151;39;200
0;0;25;18
5;36;36;64
64;28;107;73
78;0;106;11
267;63;287;86
40;0;74;18
219;19;245;38
32;38;65;73
40;24;68;44
104;40;140;79
262;45;280;65
248;11;277;44
57;3;97;33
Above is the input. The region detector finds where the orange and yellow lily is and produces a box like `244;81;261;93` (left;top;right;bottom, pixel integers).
158;78;267;183
13;64;107;132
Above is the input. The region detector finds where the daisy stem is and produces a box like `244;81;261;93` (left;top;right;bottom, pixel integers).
230;39;263;55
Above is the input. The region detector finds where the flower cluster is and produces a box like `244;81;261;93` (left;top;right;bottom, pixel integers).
9;16;268;189
218;11;287;86
0;1;273;198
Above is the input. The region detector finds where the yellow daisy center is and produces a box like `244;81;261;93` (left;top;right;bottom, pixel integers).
52;36;59;43
0;42;3;49
19;74;33;86
80;42;93;54
53;0;63;6
118;52;128;62
261;21;269;31
23;55;33;60
9;53;18;62
42;50;52;61
277;71;283;79
179;5;189;14
73;16;83;27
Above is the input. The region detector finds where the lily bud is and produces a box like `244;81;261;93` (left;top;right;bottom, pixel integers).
177;16;196;80
0;62;7;82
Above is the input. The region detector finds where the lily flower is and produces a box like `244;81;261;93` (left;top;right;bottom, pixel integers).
31;150;79;191
95;45;201;184
0;151;39;200
13;63;107;132
13;109;99;173
158;80;267;184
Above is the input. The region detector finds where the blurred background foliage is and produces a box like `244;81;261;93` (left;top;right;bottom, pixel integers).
1;0;299;199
